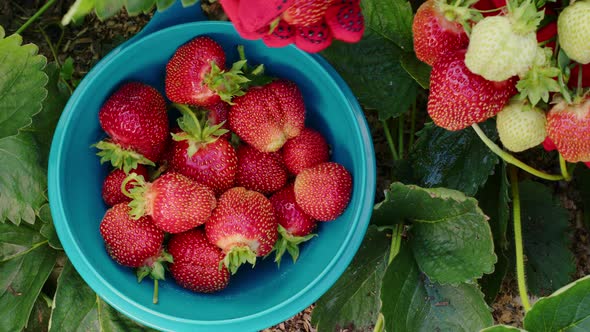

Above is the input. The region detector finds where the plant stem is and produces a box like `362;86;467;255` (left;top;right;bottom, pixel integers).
373;313;385;332
398;114;404;158
39;25;60;64
509;166;532;312
578;63;584;98
382;120;399;161
409;101;417;148
153;279;159;304
388;224;404;265
559;154;572;181
471;124;564;181
16;0;56;35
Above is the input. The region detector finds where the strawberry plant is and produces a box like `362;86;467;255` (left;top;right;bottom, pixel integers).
3;0;590;331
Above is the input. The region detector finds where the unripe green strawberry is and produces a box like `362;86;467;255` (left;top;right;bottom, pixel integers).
496;100;547;152
465;16;537;81
558;1;590;64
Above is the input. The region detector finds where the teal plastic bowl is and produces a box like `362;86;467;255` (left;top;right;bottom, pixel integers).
48;10;375;332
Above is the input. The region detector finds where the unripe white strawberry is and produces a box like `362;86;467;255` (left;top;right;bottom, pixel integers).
496;100;547;152
465;0;542;81
558;1;590;64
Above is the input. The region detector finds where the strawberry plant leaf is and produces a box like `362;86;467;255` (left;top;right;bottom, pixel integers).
374;183;496;284
520;180;575;296
410;120;499;196
361;0;414;51
524;275;590;331
0;223;57;332
0;133;47;225
39;204;62;250
400;52;431;89
380;245;494;332
49;260;158;332
0;29;48;140
480;326;527;331
312;226;390;331
30;63;71;167
95;0;125;20
321;20;419;120
476;163;511;303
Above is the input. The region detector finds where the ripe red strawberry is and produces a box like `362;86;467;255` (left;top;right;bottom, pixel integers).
95;82;169;173
102;165;149;206
282;127;330;175
231;0;295;33
99;203;171;303
230;80;305;152
206;187;278;274
168;105;237;194
294;162;352;221
282;0;332;26
236;144;288;194
412;0;469;66
428;49;516;131
165;36;248;106
269;184;317;265
546;96;590;163
325;0;365;43
168;229;230;293
125;172;217;233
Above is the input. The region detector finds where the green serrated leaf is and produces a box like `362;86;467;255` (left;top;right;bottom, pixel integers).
381;245;494;332
156;0;176;11
94;0;126;20
124;0;156;15
524;275;590;331
400;52;431;89
0;233;56;332
312;226;390;331
0;222;45;261
30;63;71;167
61;0;96;25
0;31;48;140
38;204;62;250
181;0;199;7
374;183;496;284
0;133;47;225
361;0;414;51
477;163;511;303
520;180;575;296
410;120;499;196
321;32;418;120
480;325;527;332
49;260;157;332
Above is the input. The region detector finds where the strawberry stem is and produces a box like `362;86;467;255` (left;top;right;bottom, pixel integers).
577;63;584;97
471;124;564;181
153;279;159;304
508;166;532;313
388;224;404;265
398;114;404;158
15;0;56;34
382;120;399;161
559;154;573;181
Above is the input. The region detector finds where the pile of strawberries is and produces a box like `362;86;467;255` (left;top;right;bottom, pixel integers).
413;0;590;166
94;36;352;302
218;0;365;53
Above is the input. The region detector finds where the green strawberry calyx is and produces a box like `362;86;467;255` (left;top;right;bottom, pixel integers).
221;245;258;275
270;225;316;267
516;47;561;106
171;103;229;157
437;0;484;34
120;172;152;219
136;250;174;304
93;140;155;174
506;0;543;35
204;59;251;105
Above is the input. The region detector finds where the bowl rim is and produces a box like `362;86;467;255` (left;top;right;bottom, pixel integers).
47;21;376;332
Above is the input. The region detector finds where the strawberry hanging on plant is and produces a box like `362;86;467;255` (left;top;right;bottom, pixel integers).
546;95;590;163
496;99;547;152
465;0;544;81
557;1;590;65
165;36;250;106
94;82;169;173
